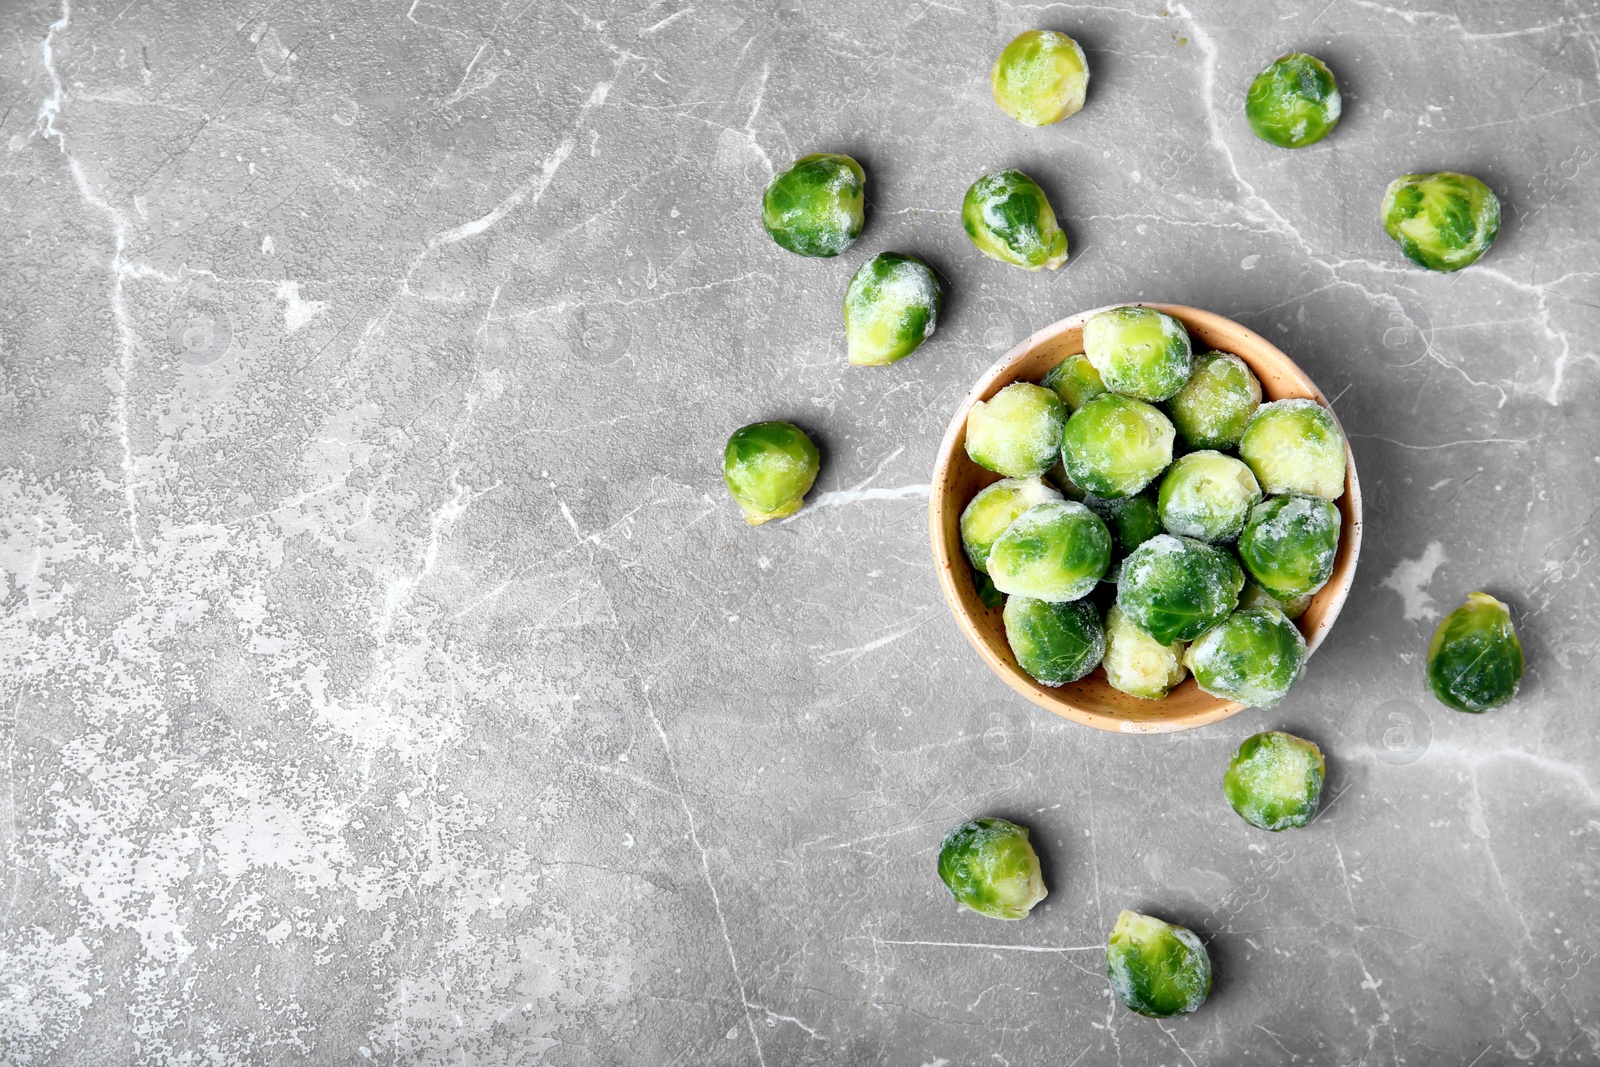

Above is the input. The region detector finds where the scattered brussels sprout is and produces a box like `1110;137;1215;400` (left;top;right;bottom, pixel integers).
962;169;1069;271
966;382;1067;478
1106;910;1212;1018
1041;352;1108;411
938;817;1048;920
1238;399;1347;501
1381;171;1501;273
1236;494;1340;600
1103;604;1187;699
1060;394;1176;499
960;476;1063;573
1157;451;1262;543
1223;731;1325;831
1005;596;1106;686
722;421;820;525
1117;535;1244;645
761;153;866;258
1239;579;1311;621
1184;606;1307;708
1426;592;1524;713
1082;307;1194;403
1166;350;1261;451
990;29;1090;127
988;500;1111;602
1245;53;1341;149
843;252;942;366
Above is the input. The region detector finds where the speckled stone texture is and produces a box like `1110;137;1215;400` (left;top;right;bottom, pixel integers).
2;0;1598;1063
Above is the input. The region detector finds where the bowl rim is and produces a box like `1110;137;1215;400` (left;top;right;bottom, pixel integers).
928;302;1364;734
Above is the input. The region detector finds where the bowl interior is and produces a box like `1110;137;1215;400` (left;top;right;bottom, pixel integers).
929;303;1363;734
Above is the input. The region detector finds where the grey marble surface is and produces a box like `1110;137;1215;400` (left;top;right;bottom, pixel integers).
2;0;1598;1062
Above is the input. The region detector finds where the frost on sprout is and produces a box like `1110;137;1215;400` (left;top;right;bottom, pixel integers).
938;817;1048;920
990;29;1090;127
1166;350;1261;450
1060;394;1176;499
761;153;866;258
1237;493;1340;600
1116;534;1244;645
965;382;1067;478
1102;604;1187;700
1426;592;1524;713
1156;450;1262;543
1081;306;1193;403
1004;595;1105;686
1238;398;1346;500
962;170;1069;271
1106;910;1212;1018
987;500;1111;603
960;476;1062;573
1223;730;1325;831
844;252;942;366
1184;606;1307;708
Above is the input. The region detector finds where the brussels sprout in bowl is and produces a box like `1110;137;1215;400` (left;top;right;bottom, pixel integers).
929;303;1362;733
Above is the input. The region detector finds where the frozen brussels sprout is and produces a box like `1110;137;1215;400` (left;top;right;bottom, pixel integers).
1059;394;1176;499
1110;494;1162;556
1103;604;1187;699
1166;350;1261;450
761;153;866;258
1184;606;1307;708
990;29;1090;127
1238;399;1346;501
1117;535;1244;645
960;476;1063;573
1223;731;1325;831
1082;307;1194;403
988;500;1111;602
962;169;1069;271
1426;592;1524;713
1381;171;1501;273
966;382;1067;478
938;817;1047;920
1157;451;1262;543
1041;352;1107;411
976;572;1005;609
1005;595;1105;686
1236;494;1340;600
1106;910;1212;1018
722;421;820;525
1239;579;1311;621
843;252;942;366
1245;53;1341;149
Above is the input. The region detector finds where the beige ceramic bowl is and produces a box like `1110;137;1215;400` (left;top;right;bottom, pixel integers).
929;303;1363;734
